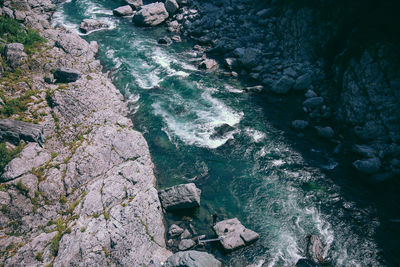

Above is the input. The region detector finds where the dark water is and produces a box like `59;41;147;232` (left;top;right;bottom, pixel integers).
52;1;392;265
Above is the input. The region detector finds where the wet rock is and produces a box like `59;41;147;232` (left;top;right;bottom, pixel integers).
168;224;184;237
54;68;81;83
165;0;179;15
303;97;324;109
306;234;324;264
158;36;172;45
0;119;43;145
199;58;218;70
305;90;318;98
164;250;221;267
213;218;259;251
271;76;294;94
125;0;143;10
132;2;169;27
172;35;181;42
211;123;235;139
158;183;201;211
178;239;195;251
240;48;261;69
292;120;309;131
113;5;133;16
4;43;27;69
294;73;313;91
353;144;377;158
79;19;109;33
180;229;191;240
244;85;263;92
353;157;381;174
315;126;334;139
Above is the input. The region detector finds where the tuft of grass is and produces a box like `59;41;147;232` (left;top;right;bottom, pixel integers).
0;90;37;118
35;251;43;262
15;181;29;196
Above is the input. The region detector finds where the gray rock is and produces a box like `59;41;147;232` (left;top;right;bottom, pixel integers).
164;250;221;267
305;90;318;98
306;234;324;264
2;7;14;19
168;224;184;237
353;144;377;158
54;68;81;83
0;119;43;145
125;0;143;10
158;183;201;211
199;59;218;70
113;5;133;16
79;19;109;34
213;218;259;251
14;10;26;21
178;239;195;251
180;229;191;240
353;157;382;174
315;126;334;139
303;97;324;109
292;120;309;131
165;0;179;15
294;73;313;91
271;76;294;94
132;2;169;27
240;48;260;68
4;43;27;69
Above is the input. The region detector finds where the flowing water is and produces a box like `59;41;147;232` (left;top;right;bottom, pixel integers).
53;1;388;265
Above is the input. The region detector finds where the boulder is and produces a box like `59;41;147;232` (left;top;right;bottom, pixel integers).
164;251;221;267
240;48;260;68
158;183;201;211
0;119;43;145
353;157;381;174
199;59;218;70
211;123;235;139
54;68;81;83
125;0;143;10
113;5;134;16
180;229;191;240
158;36;172;45
178;239;195;251
132;3;169;27
4;43;27;69
305;90;318;98
168;224;184;237
165;0;179;15
213;218;259;251
271;76;294;94
79;19;109;33
306;234;324;264
303;97;324;109
292;120;309;131
294;73;313;91
315;126;334;139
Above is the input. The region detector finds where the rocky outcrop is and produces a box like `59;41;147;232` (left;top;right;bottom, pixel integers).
164;250;221;267
125;0;143;10
0;119;43;145
132;2;169;26
159;183;201;211
79;19;109;33
213;218;259;251
0;1;171;266
113;5;134;16
4;43;27;69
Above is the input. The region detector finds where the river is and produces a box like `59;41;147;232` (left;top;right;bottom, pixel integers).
52;0;385;265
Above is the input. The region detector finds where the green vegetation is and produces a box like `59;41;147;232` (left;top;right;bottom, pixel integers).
0;90;37;118
0;142;24;174
35;251;43;262
0;17;45;55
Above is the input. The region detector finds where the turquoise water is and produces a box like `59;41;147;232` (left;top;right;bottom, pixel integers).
53;1;385;265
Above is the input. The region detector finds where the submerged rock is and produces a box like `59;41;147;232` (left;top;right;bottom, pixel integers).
164;250;221;267
213;218;259;251
292;120;309;131
132;2;169;27
79;19;109;33
315;126;334;139
211;123;235;139
0;119;43;145
54;68;81;83
165;0;179;15
353;157;382;174
158;183;201;211
271;76;294;94
296;258;319;267
113;5;133;16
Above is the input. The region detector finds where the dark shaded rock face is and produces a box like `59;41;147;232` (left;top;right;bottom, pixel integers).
181;0;400;178
0;119;43;145
54;68;81;83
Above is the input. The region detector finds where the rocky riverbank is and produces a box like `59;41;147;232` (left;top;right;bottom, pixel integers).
156;0;400;182
0;1;173;265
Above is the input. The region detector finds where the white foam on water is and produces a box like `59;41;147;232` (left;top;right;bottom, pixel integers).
245;127;266;142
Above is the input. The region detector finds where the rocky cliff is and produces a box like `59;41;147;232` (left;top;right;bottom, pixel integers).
0;0;171;265
172;0;400;180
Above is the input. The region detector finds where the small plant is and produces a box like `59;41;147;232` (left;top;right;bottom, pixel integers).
15;181;29;196
0;142;24;174
35;251;43;262
51;152;58;159
60;196;67;205
80;227;86;232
